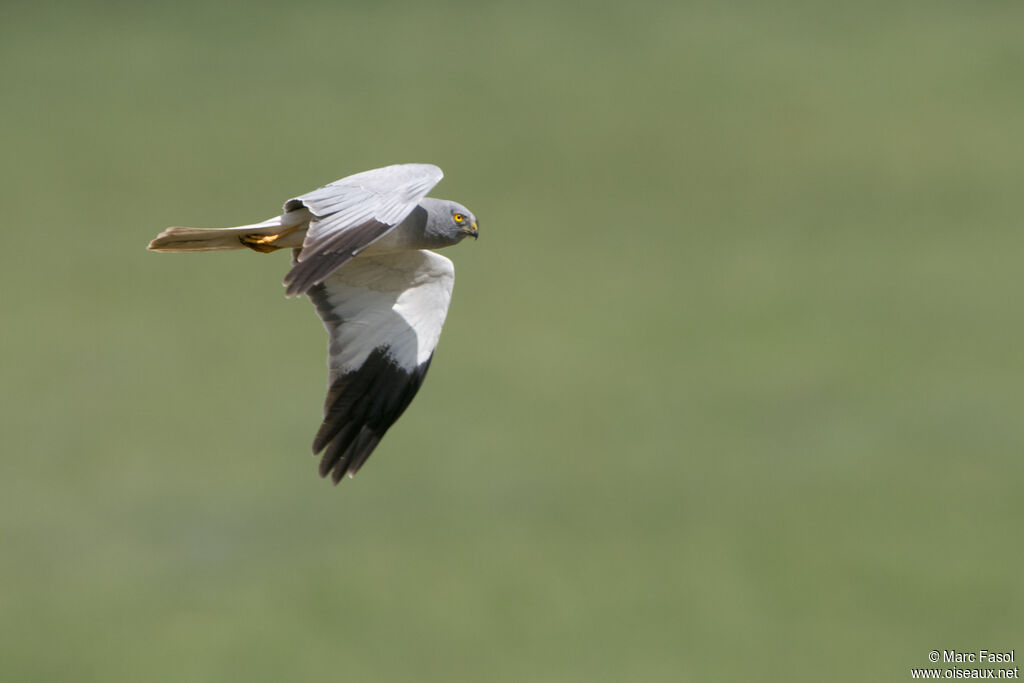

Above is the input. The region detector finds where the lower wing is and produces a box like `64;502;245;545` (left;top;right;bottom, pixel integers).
305;250;455;482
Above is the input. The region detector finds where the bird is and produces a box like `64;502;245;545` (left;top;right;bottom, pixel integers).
148;163;478;483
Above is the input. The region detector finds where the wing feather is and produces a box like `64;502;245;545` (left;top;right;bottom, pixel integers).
283;163;443;296
306;250;455;481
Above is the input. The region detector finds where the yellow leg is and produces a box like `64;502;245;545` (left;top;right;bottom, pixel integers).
239;233;283;253
239;224;302;253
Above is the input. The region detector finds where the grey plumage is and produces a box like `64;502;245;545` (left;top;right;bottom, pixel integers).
282;164;444;295
149;163;477;296
147;163;479;484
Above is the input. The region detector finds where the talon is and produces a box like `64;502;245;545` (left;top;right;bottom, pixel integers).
240;223;303;253
240;233;282;253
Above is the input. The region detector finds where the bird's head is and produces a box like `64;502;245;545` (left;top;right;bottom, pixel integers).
421;198;479;247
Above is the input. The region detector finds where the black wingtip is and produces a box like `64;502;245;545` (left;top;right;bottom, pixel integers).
309;348;434;487
317;427;381;484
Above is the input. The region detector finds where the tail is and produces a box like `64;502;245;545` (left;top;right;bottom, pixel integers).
147;215;298;253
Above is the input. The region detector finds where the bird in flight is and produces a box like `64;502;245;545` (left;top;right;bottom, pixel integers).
148;163;478;483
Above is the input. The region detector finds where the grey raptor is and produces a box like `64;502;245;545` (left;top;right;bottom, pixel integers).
148;163;478;483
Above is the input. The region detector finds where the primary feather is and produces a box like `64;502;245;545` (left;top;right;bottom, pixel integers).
146;163;476;485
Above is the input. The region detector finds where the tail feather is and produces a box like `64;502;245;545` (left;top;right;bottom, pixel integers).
147;216;290;252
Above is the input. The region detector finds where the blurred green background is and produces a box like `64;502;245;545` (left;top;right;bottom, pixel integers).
2;1;1022;680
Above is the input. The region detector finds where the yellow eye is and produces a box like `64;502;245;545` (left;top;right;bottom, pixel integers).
453;213;465;223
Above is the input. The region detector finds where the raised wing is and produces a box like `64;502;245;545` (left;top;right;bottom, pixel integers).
306;250;455;482
283;163;443;296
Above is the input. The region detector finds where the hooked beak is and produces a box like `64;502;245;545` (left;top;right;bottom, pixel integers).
463;220;479;240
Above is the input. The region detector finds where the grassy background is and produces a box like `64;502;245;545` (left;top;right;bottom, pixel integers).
2;1;1022;680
